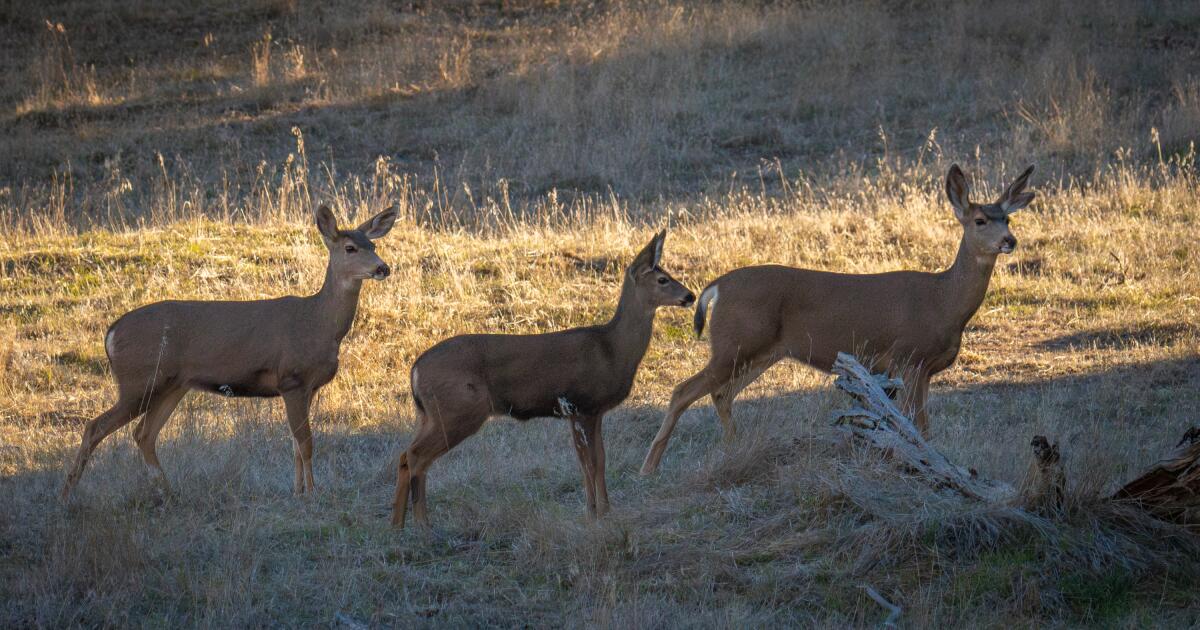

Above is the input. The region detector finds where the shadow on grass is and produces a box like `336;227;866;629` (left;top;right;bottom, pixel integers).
3;353;1199;626
1036;322;1197;351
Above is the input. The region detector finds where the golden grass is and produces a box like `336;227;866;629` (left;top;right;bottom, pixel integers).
2;0;1200;626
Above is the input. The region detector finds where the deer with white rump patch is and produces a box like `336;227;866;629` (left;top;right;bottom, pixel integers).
641;164;1035;475
392;231;694;528
61;205;397;500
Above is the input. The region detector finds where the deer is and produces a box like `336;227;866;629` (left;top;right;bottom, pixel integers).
640;164;1035;475
60;204;397;500
392;231;694;528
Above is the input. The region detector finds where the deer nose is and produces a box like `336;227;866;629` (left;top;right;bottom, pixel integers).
681;292;696;306
374;263;391;279
1003;235;1017;249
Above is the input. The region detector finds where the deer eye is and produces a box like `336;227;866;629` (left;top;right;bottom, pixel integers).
974;218;987;226
656;276;668;285
345;244;358;253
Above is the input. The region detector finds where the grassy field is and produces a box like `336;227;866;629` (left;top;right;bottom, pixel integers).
2;0;1200;626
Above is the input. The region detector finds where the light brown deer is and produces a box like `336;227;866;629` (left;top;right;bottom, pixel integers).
641;164;1035;475
61;205;397;500
392;231;694;528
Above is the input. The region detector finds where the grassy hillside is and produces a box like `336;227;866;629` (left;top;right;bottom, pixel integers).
2;0;1199;626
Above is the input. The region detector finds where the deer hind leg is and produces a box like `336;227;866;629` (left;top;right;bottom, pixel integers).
132;386;187;493
61;388;148;501
282;389;316;495
570;416;599;520
391;406;428;528
392;405;432;528
641;366;726;476
397;404;488;529
711;358;774;443
391;450;413;527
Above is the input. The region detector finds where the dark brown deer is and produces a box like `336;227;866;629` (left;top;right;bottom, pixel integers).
392;231;694;528
641;164;1035;475
61;205;397;500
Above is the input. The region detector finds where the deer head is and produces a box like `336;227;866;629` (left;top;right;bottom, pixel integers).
626;230;695;308
315;205;398;282
946;165;1035;258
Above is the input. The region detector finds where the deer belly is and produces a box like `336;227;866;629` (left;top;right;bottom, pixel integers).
193;370;282;398
500;392;607;421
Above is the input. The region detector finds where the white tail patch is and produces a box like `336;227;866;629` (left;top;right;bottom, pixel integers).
105;329;116;358
700;285;719;316
411;366;420;392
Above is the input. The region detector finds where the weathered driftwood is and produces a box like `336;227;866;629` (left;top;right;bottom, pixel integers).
1114;427;1200;527
830;352;1016;504
832;352;1200;527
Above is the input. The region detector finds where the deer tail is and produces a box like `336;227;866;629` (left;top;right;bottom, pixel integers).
693;284;719;338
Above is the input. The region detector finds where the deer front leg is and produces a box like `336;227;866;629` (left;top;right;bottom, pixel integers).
282;388;316;495
905;373;931;438
570;416;598;520
585;415;609;517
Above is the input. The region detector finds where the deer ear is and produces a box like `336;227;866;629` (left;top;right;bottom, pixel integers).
357;206;398;240
652;230;666;267
999;165;1035;214
945;164;970;220
629;231;663;275
1002;191;1035;214
315;205;339;241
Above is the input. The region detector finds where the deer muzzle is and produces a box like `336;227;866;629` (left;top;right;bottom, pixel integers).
1000;235;1017;254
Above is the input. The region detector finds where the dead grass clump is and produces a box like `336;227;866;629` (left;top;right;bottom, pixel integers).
18;21;106;117
1160;78;1200;156
251;30;273;87
692;421;797;491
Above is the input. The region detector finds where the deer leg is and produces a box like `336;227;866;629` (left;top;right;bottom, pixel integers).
411;470;431;526
392;407;428;528
392;450;412;527
132;387;187;493
570;416;598;520
589;415;609;517
400;408;488;528
711;359;773;443
904;373;932;438
641;366;725;475
282;389;315;495
61;390;146;501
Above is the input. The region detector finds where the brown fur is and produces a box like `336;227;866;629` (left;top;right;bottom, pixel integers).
60;205;397;499
392;231;694;528
641;165;1035;475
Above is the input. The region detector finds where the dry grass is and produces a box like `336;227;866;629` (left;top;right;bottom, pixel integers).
2;0;1200;626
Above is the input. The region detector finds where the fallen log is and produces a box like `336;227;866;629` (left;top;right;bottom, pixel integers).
1113;427;1200;528
830;352;1015;504
831;352;1200;527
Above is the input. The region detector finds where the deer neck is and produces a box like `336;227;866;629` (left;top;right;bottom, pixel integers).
603;275;656;375
941;234;998;330
310;263;363;342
